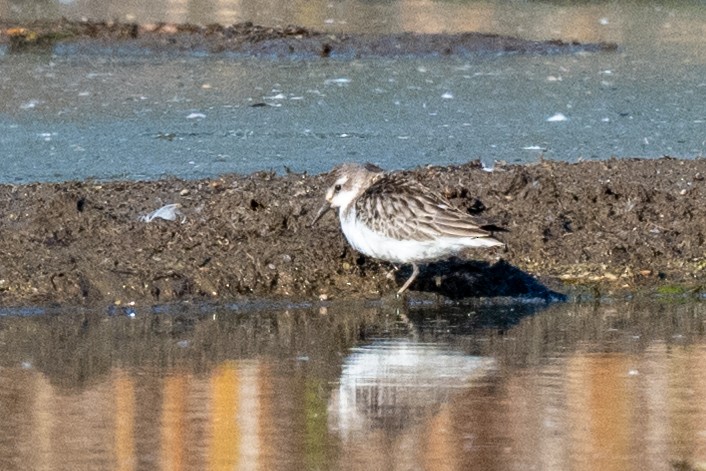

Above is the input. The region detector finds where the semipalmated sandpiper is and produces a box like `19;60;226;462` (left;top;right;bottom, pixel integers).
312;163;505;294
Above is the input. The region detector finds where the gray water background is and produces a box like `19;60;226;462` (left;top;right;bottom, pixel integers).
1;0;705;183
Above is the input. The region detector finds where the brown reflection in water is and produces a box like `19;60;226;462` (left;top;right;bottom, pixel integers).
567;354;635;471
0;303;385;471
667;345;706;466
564;345;706;471
445;302;706;471
161;374;187;470
0;302;705;469
423;404;458;471
209;362;240;470
114;370;136;471
207;361;271;470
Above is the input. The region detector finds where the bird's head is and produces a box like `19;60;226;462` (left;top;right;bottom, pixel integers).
310;163;383;226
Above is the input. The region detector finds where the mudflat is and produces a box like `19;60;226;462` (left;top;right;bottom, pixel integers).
0;19;616;57
0;158;704;307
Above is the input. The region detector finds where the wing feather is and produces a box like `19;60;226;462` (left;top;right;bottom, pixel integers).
355;174;498;241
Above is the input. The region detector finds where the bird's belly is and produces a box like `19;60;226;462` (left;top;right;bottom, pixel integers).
341;217;473;264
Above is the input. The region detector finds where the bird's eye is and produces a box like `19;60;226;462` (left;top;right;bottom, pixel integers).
334;184;342;192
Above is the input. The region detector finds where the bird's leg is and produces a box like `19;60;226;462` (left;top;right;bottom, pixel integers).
397;263;419;295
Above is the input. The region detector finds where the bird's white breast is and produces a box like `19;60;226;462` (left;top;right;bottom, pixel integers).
338;205;499;264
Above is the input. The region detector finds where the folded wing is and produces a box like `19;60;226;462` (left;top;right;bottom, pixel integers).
355;174;499;242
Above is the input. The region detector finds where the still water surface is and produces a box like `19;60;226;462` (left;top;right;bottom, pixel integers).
1;300;706;470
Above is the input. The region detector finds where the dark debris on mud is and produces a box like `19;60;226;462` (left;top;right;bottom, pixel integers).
1;158;705;308
0;19;617;58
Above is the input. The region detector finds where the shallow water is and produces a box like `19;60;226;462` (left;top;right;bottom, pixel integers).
1;300;706;470
1;1;706;183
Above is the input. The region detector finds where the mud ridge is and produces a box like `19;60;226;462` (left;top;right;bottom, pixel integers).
0;19;617;58
1;158;705;307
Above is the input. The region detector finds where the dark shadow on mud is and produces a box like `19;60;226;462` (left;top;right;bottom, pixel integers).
393;259;567;337
398;258;566;302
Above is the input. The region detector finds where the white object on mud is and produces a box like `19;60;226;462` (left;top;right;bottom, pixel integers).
139;203;186;223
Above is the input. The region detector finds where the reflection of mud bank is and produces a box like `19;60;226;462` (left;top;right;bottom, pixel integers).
0;158;705;307
0;20;617;57
0;302;383;388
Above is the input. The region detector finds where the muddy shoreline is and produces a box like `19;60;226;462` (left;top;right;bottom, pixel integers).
0;158;704;308
1;19;617;58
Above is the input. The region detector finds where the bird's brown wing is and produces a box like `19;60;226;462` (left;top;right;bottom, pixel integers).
354;174;496;241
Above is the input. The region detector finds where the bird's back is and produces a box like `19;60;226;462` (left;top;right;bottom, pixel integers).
354;173;500;243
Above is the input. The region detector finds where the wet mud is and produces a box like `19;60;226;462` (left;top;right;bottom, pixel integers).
0;19;617;58
1;158;705;307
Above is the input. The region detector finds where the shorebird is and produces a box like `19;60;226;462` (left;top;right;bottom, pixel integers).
311;163;505;294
